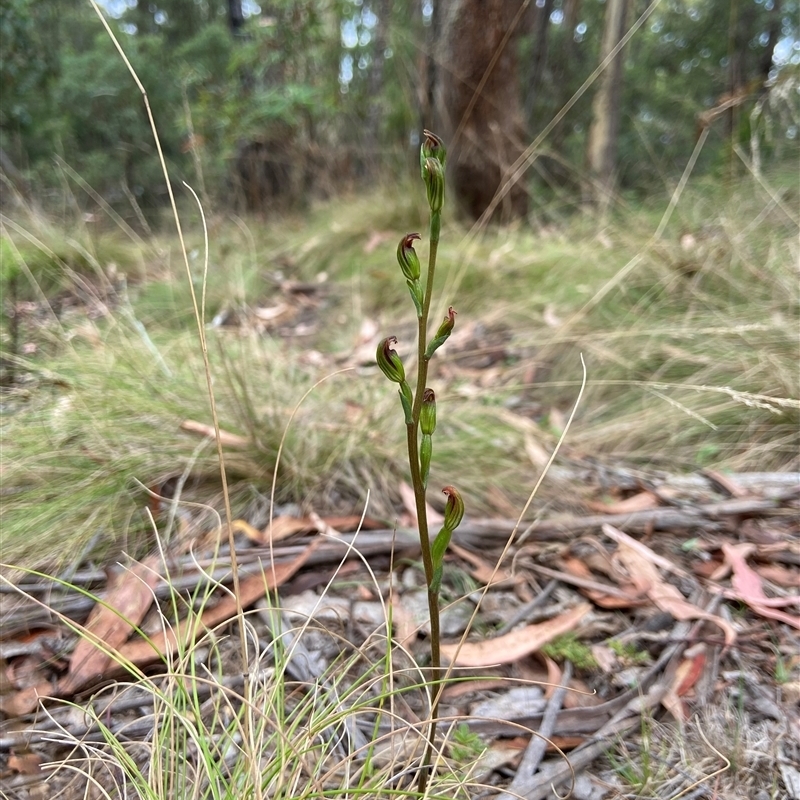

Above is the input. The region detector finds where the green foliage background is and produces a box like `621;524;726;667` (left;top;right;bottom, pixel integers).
1;0;797;217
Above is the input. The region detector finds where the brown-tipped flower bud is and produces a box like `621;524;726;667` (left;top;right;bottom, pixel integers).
423;157;445;213
420;129;446;176
441;485;464;532
425;306;456;359
376;336;405;384
420;388;437;436
397;233;422;282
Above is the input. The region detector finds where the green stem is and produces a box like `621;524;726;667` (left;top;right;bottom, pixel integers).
406;213;442;795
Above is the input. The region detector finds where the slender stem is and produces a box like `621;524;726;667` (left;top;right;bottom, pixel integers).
407;213;442;795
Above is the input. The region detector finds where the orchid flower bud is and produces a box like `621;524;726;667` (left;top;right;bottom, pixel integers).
420;388;437;436
420;129;446;179
397;233;422;282
441;485;464;532
422;157;445;214
430;486;464;591
425;306;456;359
376;336;405;384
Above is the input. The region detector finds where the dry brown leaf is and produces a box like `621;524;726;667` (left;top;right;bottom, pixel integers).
211;518;309;546
8;751;42;775
241;514;377;545
254;303;289;321
559;556;643;608
264;516;314;542
524;433;550;470
5;653;48;691
662;644;707;721
398;481;444;526
441;678;509;701
390;593;419;649
591;644;618;673
310;512;343;536
587;491;660;515
613;536;737;648
180;420;250;448
722;543;800;630
0;681;54;717
441;603;590;667
543;654;562;698
56;540;323;687
61;556;160;694
602;523;688;578
756;564;800;588
449;542;511;585
702;469;749;498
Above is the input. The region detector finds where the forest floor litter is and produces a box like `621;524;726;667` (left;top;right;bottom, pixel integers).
1;467;798;799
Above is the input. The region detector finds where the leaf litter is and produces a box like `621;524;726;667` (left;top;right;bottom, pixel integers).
1;471;798;798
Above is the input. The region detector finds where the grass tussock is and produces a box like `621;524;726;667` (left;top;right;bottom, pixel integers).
1;170;798;573
10;553;491;800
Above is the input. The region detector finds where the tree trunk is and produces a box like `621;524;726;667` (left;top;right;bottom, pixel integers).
585;0;629;207
438;0;528;220
366;0;392;169
549;0;581;161
227;0;244;35
423;0;442;130
524;0;554;126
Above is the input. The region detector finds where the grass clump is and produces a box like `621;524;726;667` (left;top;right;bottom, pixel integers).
541;633;597;669
0;313;402;576
608;639;650;666
7;557;483;800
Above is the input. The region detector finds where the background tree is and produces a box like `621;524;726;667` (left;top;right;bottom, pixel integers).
585;0;630;207
438;0;529;219
0;0;796;221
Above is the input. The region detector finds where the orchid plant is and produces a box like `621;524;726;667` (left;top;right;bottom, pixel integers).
375;130;464;792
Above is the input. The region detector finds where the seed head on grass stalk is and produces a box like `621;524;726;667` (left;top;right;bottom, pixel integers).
375;130;463;793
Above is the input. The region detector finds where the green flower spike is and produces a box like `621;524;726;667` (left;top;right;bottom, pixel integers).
425;306;456;359
376;336;405;384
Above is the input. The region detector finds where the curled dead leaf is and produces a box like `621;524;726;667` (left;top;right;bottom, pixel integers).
441;603;590;667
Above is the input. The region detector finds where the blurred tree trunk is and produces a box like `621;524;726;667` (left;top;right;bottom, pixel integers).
439;0;528;220
585;0;629;207
524;0;554;126
366;0;391;169
227;0;244;34
548;0;581;184
422;0;441;130
725;0;752;143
